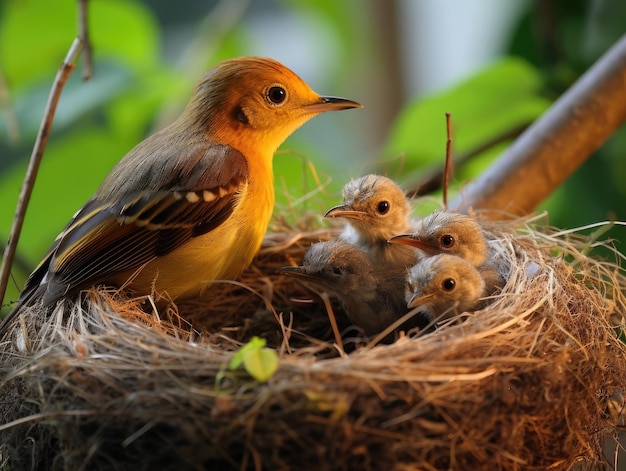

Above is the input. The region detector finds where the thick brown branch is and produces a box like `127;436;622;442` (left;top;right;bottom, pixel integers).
452;34;626;217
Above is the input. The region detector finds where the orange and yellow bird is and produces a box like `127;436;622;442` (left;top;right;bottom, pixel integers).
10;57;361;314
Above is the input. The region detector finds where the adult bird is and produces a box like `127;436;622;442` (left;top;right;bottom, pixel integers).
278;239;427;338
7;57;361;319
388;210;505;294
405;253;486;323
324;174;418;268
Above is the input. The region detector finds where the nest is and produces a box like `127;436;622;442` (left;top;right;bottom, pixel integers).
1;213;626;471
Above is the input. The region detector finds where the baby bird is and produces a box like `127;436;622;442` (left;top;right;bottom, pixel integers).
405;253;485;322
324;174;418;268
278;239;425;337
389;211;487;266
388;210;504;295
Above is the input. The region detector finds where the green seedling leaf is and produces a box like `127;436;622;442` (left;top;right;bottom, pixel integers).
228;337;278;383
242;347;279;383
229;336;266;371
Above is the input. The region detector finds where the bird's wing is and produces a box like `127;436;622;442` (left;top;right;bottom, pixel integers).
19;144;249;306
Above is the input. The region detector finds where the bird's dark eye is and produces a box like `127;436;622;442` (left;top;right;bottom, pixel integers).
440;234;455;248
267;85;287;105
332;266;343;276
377;201;390;215
441;278;456;291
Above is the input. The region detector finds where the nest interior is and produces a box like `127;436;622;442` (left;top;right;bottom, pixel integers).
1;214;626;471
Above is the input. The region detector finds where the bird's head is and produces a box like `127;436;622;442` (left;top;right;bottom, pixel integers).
184;57;361;156
389;211;488;267
405;254;485;315
325;175;411;242
277;240;375;295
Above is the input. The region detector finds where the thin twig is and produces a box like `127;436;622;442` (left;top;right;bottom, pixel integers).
0;38;83;307
0;236;32;284
443;112;452;209
405;122;529;198
78;0;93;80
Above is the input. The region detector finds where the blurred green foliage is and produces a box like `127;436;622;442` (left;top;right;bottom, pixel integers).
382;57;551;214
0;0;625;311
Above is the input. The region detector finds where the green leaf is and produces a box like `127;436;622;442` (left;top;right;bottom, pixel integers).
5;62;137;141
0;0;160;87
228;336;267;371
384;57;551;179
229;337;278;383
0;0;75;85
89;0;161;71
242;347;279;383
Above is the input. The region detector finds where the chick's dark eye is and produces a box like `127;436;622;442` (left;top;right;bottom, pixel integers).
440;234;455;248
442;278;456;291
332;266;343;276
377;201;390;214
267;86;287;105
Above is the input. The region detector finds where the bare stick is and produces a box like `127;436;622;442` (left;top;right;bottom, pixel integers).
443;112;452;209
78;0;93;80
452;34;626;217
0;38;83;307
405;122;529;199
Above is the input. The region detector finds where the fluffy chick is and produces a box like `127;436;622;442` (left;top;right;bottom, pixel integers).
325;174;418;269
405;253;486;323
389;210;504;294
278;239;426;337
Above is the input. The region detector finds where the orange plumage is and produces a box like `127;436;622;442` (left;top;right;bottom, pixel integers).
11;57;362;313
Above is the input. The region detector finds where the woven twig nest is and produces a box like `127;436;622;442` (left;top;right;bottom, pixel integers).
1;213;625;470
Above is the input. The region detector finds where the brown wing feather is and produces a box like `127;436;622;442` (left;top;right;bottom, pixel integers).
16;143;249;308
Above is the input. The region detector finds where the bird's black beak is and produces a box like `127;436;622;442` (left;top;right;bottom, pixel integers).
324;204;367;220
307;96;363;113
388;234;435;253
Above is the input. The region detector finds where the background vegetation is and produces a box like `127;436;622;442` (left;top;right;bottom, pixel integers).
1;0;625;309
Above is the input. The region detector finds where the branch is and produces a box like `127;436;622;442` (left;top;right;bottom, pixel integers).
405;122;529;198
452;34;626;216
0;38;83;307
78;0;93;80
442;112;452;209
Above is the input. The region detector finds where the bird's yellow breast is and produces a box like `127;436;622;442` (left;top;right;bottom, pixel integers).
116;153;275;300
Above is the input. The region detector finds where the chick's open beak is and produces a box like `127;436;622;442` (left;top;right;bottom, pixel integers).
306;96;363;113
